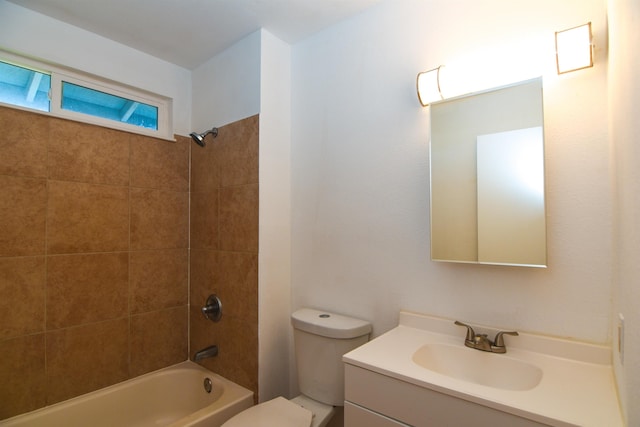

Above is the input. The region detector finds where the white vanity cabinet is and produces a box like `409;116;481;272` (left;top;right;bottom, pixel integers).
344;364;546;427
342;311;623;427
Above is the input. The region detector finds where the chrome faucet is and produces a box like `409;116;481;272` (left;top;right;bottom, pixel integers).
454;321;518;354
193;344;219;362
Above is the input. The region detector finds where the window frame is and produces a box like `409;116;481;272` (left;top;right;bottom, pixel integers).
0;50;174;141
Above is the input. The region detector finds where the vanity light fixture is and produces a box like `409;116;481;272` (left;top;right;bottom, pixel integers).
555;22;593;74
416;65;444;106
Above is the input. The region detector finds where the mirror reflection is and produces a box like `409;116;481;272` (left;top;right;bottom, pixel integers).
430;78;546;267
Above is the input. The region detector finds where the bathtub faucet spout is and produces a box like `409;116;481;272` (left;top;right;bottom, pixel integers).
193;344;218;362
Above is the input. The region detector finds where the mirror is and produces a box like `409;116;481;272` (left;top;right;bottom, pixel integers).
429;78;546;267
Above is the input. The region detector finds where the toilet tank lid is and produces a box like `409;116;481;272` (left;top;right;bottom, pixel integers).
291;308;372;339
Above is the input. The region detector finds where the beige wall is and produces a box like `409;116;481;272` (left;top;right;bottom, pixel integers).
189;114;260;401
0;106;190;419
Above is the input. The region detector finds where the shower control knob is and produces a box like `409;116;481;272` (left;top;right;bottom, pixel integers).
202;294;222;322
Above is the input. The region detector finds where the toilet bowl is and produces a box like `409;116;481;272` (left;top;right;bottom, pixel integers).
222;308;371;427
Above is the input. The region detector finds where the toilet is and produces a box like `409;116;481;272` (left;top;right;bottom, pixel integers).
222;308;372;427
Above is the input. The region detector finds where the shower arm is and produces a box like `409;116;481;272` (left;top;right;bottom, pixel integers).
190;127;218;147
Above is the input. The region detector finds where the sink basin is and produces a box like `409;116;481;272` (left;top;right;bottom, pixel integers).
412;343;542;391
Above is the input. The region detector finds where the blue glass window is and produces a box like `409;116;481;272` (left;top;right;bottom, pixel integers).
0;53;170;139
61;81;158;130
0;61;51;112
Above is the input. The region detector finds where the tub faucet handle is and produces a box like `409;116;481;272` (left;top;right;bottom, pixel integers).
202;294;222;322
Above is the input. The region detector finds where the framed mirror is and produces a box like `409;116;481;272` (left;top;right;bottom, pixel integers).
429;78;546;267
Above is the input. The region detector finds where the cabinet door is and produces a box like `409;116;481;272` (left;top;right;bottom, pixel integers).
345;402;410;427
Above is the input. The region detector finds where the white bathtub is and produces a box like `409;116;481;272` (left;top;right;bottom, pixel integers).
0;361;254;427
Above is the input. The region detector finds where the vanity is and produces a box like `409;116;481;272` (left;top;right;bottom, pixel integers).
343;311;623;427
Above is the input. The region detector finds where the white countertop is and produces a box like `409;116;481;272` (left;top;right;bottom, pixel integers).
343;311;623;427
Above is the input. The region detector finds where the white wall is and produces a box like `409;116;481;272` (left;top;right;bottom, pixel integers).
291;0;610;345
192;29;293;402
0;0;192;136
609;0;640;423
191;30;261;130
258;29;292;402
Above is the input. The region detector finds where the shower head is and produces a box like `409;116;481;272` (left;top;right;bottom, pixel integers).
190;127;218;147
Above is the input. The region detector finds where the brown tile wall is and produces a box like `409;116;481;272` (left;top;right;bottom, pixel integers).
190;115;259;402
0;106;190;420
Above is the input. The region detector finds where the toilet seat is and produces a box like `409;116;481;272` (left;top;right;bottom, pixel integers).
222;396;313;427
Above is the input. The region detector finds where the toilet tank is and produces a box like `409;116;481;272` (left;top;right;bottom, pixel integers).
291;308;372;406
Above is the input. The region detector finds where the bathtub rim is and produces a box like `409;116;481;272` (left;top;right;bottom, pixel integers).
0;360;254;427
169;361;254;426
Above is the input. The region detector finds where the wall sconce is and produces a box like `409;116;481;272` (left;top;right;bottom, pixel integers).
416;65;444;106
555;22;593;74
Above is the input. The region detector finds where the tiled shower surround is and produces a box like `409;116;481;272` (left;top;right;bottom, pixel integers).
0;106;259;419
189;114;259;402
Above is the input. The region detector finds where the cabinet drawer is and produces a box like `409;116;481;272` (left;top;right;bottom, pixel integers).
345;364;549;427
345;401;410;427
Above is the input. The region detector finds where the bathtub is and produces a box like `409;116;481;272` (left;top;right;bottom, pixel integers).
0;361;254;427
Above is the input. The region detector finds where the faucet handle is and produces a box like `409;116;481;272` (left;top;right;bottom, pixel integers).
493;330;519;347
202;294;222;322
454;321;476;342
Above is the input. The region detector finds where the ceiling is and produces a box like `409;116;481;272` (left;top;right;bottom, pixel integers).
7;0;382;69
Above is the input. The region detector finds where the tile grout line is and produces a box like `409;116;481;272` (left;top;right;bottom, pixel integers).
43;117;51;406
187;136;192;361
127;133;132;378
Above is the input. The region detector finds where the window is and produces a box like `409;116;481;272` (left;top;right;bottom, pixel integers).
0;61;51;112
0;51;172;140
61;81;158;130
